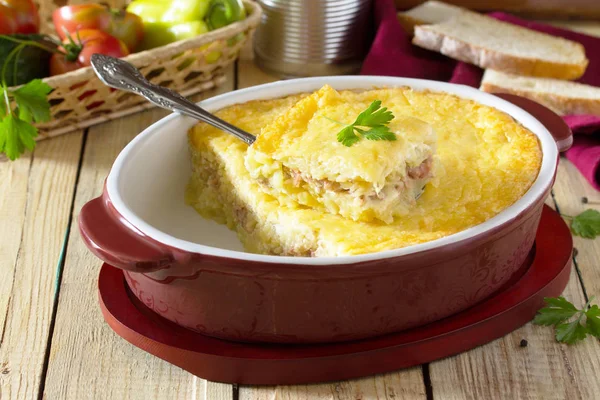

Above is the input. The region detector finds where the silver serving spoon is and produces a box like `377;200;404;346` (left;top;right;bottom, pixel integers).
90;54;256;145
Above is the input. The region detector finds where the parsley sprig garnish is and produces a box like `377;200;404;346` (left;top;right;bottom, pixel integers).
0;35;56;160
324;100;397;147
0;79;52;160
561;209;600;239
534;296;600;344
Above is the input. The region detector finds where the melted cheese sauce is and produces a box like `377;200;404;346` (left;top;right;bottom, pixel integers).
188;88;542;256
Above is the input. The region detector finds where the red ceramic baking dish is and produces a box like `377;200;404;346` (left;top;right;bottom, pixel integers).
79;76;572;344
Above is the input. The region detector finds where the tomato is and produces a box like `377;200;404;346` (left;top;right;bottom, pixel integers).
50;29;130;76
53;5;144;52
0;0;40;34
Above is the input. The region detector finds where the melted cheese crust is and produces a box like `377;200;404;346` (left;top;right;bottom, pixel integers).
187;88;542;256
245;85;438;223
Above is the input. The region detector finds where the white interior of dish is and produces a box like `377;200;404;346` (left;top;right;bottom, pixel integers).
106;76;557;265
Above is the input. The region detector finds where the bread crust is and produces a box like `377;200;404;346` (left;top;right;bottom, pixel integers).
413;25;588;81
396;13;422;35
480;82;600;116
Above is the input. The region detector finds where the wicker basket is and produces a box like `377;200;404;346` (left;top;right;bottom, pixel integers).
24;0;261;141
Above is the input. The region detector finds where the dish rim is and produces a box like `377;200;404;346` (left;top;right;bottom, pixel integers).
106;75;557;265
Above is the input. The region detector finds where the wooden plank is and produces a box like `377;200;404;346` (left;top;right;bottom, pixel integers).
0;155;31;340
42;67;236;400
429;266;600;399
239;368;427;400
552;159;600;296
0;132;84;400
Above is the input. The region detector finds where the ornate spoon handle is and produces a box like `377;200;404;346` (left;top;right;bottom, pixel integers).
90;54;256;145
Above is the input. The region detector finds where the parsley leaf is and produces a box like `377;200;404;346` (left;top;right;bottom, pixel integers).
534;296;600;344
337;125;360;147
0;93;5;116
12;79;52;123
0;115;37;160
586;305;600;338
0;79;51;160
533;296;578;326
533;308;577;326
570;209;600;239
555;320;588;344
354;100;394;127
329;100;397;147
544;296;578;311
362;125;398;141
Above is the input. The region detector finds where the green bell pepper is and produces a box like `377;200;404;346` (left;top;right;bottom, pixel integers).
127;0;211;50
205;0;246;31
127;0;209;23
125;0;169;23
162;0;211;24
137;20;209;50
127;0;246;50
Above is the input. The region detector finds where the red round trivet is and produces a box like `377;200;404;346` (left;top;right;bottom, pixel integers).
98;205;572;385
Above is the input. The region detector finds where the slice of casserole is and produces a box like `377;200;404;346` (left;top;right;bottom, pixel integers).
186;88;542;257
245;85;437;223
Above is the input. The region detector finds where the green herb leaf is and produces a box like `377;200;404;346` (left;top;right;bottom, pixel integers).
533;296;578;326
354;100;394;127
544;296;579;311
0;94;6;116
362;125;398;142
586;304;600;338
533;307;578;326
0;114;37;160
12;79;52;123
534;296;600;345
555;320;588;344
0;79;51;160
328;100;397;147
570;209;600;238
337;125;360;147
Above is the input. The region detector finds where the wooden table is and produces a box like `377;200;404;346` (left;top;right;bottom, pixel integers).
2;22;600;400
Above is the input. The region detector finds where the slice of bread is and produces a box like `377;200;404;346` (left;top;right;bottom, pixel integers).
481;69;600;115
397;1;468;35
413;12;588;80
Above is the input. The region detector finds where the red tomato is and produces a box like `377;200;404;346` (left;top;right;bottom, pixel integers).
53;4;144;52
50;29;130;76
0;0;40;34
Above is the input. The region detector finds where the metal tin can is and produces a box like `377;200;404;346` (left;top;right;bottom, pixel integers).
254;0;374;77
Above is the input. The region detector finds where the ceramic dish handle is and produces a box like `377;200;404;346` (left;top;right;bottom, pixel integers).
79;195;173;273
492;93;573;152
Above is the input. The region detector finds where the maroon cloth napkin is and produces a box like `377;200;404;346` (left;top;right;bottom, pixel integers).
361;0;600;190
